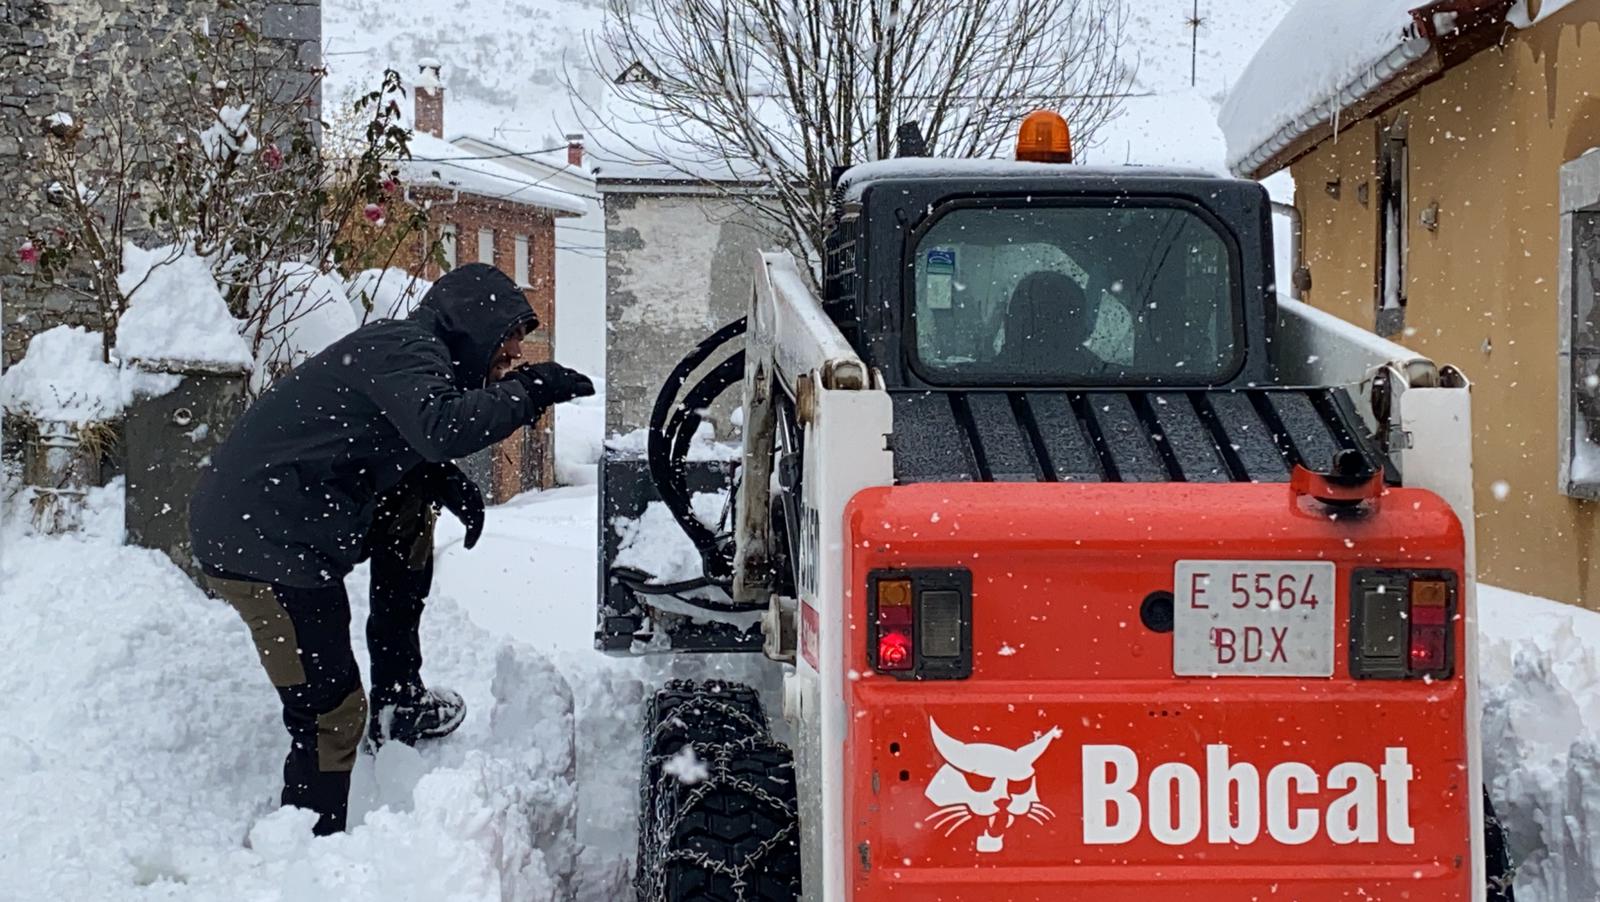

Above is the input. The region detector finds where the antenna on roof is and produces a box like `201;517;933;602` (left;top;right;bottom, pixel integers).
895;122;928;158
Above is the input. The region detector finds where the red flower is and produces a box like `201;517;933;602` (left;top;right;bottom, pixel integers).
363;203;385;225
381;178;398;195
262;144;284;171
18;241;39;265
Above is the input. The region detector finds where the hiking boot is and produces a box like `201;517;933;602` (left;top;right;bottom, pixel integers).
368;686;466;747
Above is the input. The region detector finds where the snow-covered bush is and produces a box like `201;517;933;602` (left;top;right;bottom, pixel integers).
346;267;435;324
18;15;437;373
246;263;361;389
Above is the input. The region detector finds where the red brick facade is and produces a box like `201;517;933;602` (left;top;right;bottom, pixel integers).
390;72;572;502
406;190;560;501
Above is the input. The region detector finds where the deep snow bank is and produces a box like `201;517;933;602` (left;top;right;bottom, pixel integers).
4;472;1598;900
0;483;595;901
1479;585;1600;901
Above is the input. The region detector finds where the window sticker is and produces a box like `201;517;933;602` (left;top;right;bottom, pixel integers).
925;248;956;310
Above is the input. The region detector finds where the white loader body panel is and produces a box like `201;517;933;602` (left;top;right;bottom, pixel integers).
732;258;1482;901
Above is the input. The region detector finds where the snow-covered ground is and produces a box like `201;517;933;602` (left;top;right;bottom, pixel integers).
0;425;775;900
4;451;1600;899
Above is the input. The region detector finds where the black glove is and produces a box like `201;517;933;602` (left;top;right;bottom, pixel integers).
419;462;485;550
504;361;595;409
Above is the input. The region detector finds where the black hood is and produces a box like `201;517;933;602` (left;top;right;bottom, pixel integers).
411;263;537;389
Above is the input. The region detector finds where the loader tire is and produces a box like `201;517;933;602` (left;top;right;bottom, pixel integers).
1485;786;1515;901
637;680;800;902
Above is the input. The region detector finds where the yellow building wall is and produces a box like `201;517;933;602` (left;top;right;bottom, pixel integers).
1290;4;1600;607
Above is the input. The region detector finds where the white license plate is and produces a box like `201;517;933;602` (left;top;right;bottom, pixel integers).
1174;560;1336;677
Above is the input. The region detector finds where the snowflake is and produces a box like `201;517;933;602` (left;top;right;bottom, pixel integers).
663;745;709;785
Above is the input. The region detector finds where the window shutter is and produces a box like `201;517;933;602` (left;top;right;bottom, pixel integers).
1560;151;1600;498
440;224;457;271
478;228;495;266
515;235;531;288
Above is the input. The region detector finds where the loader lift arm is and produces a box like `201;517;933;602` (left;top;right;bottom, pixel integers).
607;253;869;633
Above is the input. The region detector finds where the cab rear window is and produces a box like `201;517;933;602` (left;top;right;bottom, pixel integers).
910;203;1240;385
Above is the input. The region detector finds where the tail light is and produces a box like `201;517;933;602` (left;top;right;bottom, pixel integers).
1350;570;1457;680
868;569;972;680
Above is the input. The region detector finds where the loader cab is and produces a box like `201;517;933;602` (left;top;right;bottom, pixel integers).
823;160;1281;392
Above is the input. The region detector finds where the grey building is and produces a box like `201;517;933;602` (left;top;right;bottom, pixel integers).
595;167;783;440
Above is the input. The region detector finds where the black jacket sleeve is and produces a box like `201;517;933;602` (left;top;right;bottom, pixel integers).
360;335;541;462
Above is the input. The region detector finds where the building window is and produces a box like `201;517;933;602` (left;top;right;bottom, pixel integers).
478;228;495;266
1561;150;1600;498
440;224;457;271
1376;115;1408;338
514;235;531;287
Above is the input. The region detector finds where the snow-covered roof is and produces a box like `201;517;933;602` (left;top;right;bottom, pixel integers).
399;132;590;215
837;157;1220;201
1218;0;1439;177
447;133;595;184
1220;0;1580;178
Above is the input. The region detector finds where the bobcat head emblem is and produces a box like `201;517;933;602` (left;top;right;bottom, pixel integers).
923;718;1061;853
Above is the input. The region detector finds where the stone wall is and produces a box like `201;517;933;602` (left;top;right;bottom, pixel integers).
600;187;785;439
0;0;321;367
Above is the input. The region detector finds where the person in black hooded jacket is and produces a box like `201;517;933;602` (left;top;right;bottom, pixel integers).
189;263;593;835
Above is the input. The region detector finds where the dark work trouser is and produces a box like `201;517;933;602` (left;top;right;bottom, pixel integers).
209;486;435;835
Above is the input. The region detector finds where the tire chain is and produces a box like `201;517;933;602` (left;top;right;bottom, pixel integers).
637;682;799;902
646;738;799;902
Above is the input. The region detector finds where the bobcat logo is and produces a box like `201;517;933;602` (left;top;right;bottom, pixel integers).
923;718;1061;853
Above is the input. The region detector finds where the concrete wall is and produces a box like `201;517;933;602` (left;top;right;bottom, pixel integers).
601;189;785;439
1288;3;1600;607
0;0;321;366
553;209;606;377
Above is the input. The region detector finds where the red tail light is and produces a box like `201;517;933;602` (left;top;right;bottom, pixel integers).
1408;579;1450;674
875;580;915;672
877;629;913;670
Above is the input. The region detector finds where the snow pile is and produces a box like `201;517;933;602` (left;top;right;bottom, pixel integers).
606;422;741;462
0;326;178;423
1479;584;1600;901
200;103;260;161
116;243;253;370
0;484;590;901
251;263;361;386
612;492;726;586
555;390;604;486
346;268;433;323
661;746;708;785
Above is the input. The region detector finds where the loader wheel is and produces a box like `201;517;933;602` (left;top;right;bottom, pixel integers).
637;680;800;902
1484;786;1515;901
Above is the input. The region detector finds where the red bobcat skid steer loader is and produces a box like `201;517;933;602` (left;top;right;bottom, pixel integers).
597;113;1515;901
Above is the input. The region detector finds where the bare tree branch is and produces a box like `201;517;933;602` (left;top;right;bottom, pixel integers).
566;0;1132;271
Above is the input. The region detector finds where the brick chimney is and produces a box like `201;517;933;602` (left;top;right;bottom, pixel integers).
415;58;444;139
565;132;584;167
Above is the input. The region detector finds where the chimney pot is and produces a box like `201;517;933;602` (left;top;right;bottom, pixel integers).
415;59;445;138
565;132;584;167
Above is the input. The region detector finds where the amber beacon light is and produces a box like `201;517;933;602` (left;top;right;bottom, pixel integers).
1015;110;1073;163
